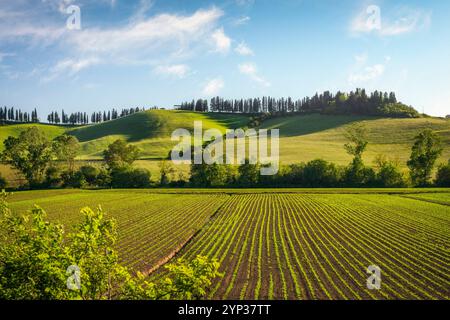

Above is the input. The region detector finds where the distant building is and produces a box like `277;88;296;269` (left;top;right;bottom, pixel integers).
446;115;450;119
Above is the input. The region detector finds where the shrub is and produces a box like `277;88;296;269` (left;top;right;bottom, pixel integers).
282;163;306;186
61;170;86;188
343;158;376;187
190;163;229;187
79;165;100;185
237;162;260;186
302;159;341;187
45;166;63;187
96;168;112;188
435;160;450;187
0;174;6;189
374;156;407;187
111;167;151;188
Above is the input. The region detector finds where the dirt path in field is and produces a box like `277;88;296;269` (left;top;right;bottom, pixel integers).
140;195;232;277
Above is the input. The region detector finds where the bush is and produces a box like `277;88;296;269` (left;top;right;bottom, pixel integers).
374;156;407;187
79;165;100;186
237;162;260;186
190;163;230;187
96;168;112;187
343;158;376;187
280;163;305;186
435;160;450;187
0;174;6;189
111;167;151;188
61;170;86;188
302;159;341;187
45;166;62;187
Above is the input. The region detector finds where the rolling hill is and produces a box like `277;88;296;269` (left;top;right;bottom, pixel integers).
0;110;449;184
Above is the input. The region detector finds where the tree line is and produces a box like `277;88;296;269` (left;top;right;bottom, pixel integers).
46;107;146;125
179;89;420;118
0;107;39;123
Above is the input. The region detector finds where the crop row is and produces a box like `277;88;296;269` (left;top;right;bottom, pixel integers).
174;194;450;299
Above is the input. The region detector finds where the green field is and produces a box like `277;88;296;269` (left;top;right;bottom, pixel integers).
7;188;450;300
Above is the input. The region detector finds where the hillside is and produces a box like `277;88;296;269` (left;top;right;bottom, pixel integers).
0;110;250;159
0;110;449;170
260;114;450;167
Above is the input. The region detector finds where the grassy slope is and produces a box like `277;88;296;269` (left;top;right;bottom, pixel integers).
261;114;450;167
0;123;67;146
68;110;250;159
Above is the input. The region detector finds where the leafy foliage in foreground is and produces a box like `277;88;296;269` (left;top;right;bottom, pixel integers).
0;192;221;300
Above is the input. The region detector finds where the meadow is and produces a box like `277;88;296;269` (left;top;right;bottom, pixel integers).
7;188;450;300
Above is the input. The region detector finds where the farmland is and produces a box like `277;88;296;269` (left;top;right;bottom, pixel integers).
7;189;450;300
7;189;227;272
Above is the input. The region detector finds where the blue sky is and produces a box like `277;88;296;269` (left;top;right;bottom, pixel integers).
0;0;449;116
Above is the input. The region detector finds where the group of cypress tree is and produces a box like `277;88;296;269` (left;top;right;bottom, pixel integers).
46;107;145;125
180;89;419;118
0;107;39;123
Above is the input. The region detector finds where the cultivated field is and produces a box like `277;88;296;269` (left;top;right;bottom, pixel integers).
8;189;227;271
7;189;450;300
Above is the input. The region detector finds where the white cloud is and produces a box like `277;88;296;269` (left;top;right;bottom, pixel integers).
211;28;231;53
42;57;100;82
202;78;224;96
350;6;431;36
347;53;392;85
70;8;224;54
154;64;190;78
235;42;254;56
233;16;250;26
348;64;385;84
238;63;270;87
32;7;223;80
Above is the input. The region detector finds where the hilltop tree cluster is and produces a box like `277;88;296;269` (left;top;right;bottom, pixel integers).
0;107;39;123
47;107;146;125
180;89;419;118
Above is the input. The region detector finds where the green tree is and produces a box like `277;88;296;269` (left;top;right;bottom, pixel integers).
190;163;228;187
342;124;374;187
103;139;140;170
407;129;443;186
79;165;100;185
435;160;450;187
159;160;175;186
110;167;151;188
343;157;376;187
53;134;80;173
373;155;406;187
1;127;53;187
344;123;368;160
238;162;260;186
302;159;340;187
